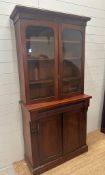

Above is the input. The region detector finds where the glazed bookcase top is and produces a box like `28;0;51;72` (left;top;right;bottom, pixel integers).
10;5;91;25
10;5;91;104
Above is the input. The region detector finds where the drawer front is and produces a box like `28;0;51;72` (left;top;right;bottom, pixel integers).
31;102;83;121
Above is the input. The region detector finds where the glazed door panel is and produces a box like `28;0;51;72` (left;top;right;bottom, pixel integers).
21;20;59;103
59;24;83;98
63;104;84;154
38;114;62;164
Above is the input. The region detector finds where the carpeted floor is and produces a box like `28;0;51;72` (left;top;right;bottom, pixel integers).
14;130;105;175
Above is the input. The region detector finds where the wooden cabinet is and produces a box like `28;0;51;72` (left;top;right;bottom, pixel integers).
10;6;91;175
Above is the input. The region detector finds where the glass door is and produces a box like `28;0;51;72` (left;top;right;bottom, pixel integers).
24;21;58;102
59;24;83;97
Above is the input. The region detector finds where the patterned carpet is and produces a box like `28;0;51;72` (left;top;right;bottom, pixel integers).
14;130;105;175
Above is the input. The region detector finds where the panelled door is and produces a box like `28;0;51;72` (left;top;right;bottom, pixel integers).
63;104;86;154
37;114;62;164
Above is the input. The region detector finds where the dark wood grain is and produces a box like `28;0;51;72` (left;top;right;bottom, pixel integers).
10;5;90;25
101;93;105;133
37;114;62;164
21;105;33;165
24;94;91;112
15;21;29;103
63;104;83;154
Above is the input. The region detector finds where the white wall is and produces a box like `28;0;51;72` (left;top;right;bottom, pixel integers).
0;0;105;169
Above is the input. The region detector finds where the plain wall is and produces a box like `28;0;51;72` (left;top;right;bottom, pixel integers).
0;0;105;169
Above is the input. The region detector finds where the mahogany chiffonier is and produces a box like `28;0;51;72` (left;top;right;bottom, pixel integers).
10;6;91;175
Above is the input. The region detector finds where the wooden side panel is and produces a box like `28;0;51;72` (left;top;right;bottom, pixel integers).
101;93;105;133
15;21;27;103
22;105;39;168
21;105;32;165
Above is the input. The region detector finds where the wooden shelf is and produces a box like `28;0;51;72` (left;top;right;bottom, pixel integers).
63;76;81;81
26;38;54;42
29;79;53;85
64;57;81;61
26;39;80;44
63;40;81;44
63;87;78;92
27;57;53;61
27;57;80;61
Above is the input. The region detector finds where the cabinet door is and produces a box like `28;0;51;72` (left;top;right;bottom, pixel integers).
63;104;86;154
38;114;62;164
21;21;59;103
59;24;83;98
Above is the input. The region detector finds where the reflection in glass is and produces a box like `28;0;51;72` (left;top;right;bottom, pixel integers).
62;29;82;94
26;26;55;100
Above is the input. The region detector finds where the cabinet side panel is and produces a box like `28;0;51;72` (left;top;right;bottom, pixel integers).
80;103;87;146
81;26;85;94
101;94;105;133
21;105;32;165
14;21;26;103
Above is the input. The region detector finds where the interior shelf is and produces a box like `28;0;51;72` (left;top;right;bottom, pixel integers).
26;38;54;42
63;40;81;43
63;76;81;81
26;39;80;43
27;56;81;62
27;56;53;61
29;79;53;85
64;57;81;61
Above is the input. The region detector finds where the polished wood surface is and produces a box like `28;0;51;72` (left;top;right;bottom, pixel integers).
10;5;90;25
101;93;105;133
37;114;62;164
63;104;85;154
22;97;90;174
24;94;91;112
10;6;91;175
